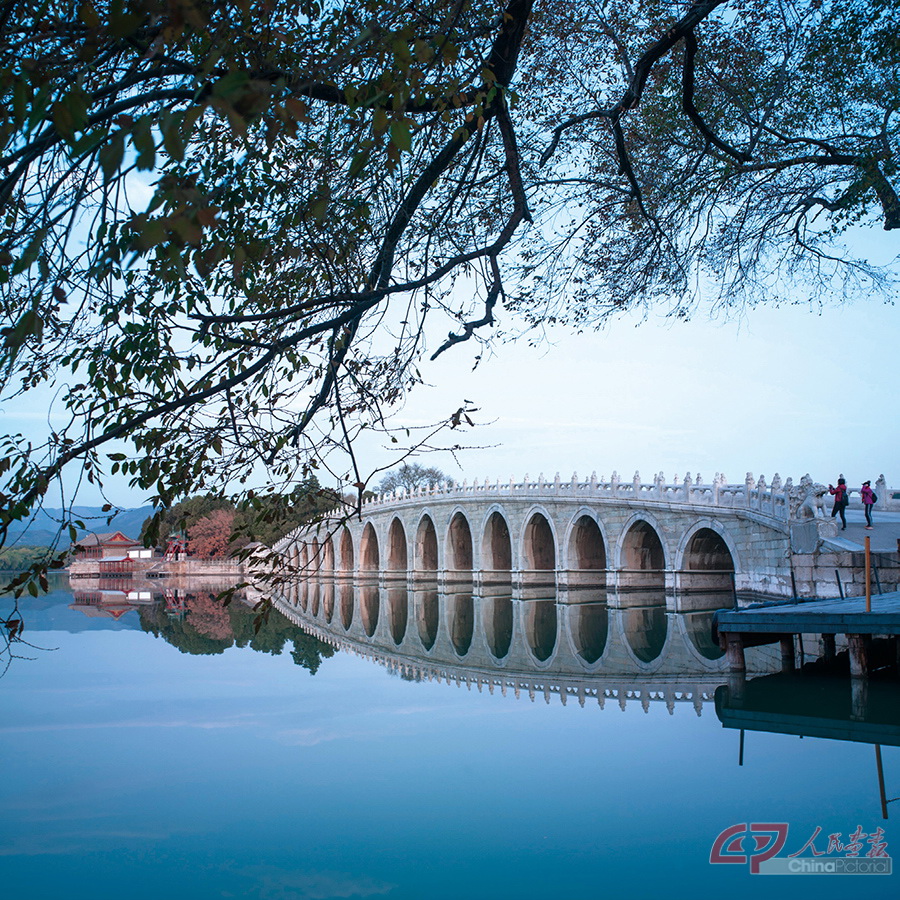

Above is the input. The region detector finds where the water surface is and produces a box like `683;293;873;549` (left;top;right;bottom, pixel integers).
1;582;897;899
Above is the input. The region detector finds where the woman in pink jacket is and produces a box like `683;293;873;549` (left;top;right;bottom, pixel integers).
860;480;875;529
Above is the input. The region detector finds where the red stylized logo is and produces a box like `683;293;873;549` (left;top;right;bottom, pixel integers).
710;823;790;873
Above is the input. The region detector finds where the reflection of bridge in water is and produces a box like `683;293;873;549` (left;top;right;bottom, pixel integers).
269;579;780;713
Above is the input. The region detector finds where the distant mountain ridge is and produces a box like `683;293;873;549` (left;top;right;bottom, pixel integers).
5;505;155;547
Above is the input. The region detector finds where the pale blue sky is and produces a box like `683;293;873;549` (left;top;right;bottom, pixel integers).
374;294;900;493
2;219;897;508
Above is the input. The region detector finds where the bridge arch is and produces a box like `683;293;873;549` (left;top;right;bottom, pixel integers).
480;507;513;572
339;528;354;574
676;522;739;573
321;536;335;574
445;510;474;572
387;518;408;571
300;542;309;571
521;508;556;570
564;510;608;570
414;513;439;573
290;543;301;604
617;515;667;589
360;522;380;572
310;538;320;574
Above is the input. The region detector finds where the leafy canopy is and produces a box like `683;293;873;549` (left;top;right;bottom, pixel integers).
1;0;897;590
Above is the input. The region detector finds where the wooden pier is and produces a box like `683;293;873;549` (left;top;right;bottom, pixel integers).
714;591;900;678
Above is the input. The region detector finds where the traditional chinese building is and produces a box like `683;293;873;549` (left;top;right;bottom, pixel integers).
72;531;144;560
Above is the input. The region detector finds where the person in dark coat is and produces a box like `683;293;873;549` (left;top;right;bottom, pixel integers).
829;477;849;530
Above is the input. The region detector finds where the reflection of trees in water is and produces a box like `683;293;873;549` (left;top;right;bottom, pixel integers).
139;593;335;673
187;592;233;641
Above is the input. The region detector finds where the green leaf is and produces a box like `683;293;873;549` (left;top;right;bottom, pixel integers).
390;119;412;152
99;131;125;182
160;112;185;161
132;117;156;170
348;149;369;179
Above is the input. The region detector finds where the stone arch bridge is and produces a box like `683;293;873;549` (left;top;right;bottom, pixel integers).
274;471;850;601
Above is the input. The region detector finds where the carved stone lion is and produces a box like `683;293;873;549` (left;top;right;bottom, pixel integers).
788;474;828;520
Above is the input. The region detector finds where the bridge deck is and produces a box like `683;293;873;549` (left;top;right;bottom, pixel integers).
716;592;900;636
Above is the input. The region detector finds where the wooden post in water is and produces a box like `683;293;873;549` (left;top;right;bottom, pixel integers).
850;674;869;721
780;636;795;672
848;634;869;679
865;535;872;613
876;745;889;820
725;634;746;673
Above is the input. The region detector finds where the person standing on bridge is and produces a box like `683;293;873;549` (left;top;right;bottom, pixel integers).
829;477;849;530
860;480;875;529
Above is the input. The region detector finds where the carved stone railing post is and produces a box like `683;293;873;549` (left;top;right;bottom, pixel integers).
876;474;887;510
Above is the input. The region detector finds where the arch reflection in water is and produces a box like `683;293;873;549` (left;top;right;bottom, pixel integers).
360;583;379;637
299;580;309;612
416;588;439;651
524;599;558;662
340;582;354;630
447;591;475;656
269;580;781;714
570;601;609;664
388;588;408;645
622;591;668;664
322;581;335;624
683;608;726;661
483;596;513;659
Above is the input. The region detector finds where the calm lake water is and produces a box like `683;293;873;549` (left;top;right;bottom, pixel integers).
1;578;898;900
